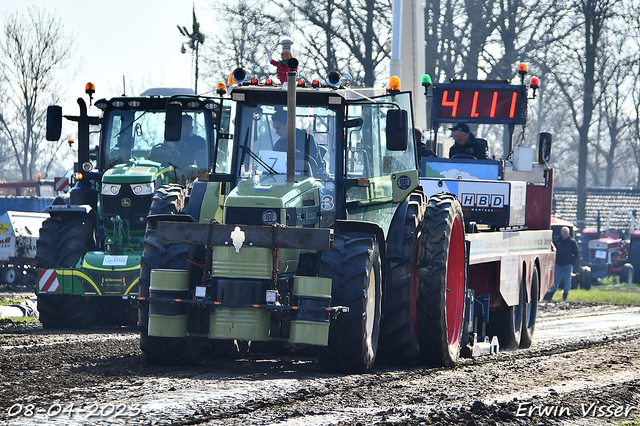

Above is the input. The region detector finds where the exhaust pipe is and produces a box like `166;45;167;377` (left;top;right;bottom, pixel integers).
286;71;297;182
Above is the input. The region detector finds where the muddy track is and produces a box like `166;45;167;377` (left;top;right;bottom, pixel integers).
1;301;640;425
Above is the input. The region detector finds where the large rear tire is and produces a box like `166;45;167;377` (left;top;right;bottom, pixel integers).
318;232;382;373
35;216;95;329
378;191;426;365
416;193;467;367
139;184;203;365
519;266;539;348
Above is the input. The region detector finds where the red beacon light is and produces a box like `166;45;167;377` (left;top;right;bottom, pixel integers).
297;79;306;87
529;76;540;99
311;79;320;88
250;77;258;85
529;76;540;90
265;78;273;86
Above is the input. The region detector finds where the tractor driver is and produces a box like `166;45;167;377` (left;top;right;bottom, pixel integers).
149;115;207;174
271;110;328;178
173;115;207;167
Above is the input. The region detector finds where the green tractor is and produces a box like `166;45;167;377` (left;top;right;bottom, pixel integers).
134;71;467;373
36;86;215;328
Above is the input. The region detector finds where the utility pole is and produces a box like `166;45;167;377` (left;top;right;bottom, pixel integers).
178;6;205;93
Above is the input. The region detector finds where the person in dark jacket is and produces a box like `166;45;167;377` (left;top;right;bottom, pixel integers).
272;110;328;178
415;126;436;160
448;122;487;159
544;226;580;301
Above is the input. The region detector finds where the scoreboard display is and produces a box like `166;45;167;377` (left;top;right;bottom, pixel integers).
432;82;528;125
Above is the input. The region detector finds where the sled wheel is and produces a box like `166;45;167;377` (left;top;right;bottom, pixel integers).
378;191;426;365
519;266;539;348
318;232;382;373
488;273;525;351
139;184;204;365
416;193;466;367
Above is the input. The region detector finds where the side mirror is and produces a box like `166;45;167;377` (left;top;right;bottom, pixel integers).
538;132;552;164
164;102;183;141
386;109;408;151
46;105;62;141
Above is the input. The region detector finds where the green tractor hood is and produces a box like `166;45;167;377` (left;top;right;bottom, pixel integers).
224;175;321;227
102;159;173;185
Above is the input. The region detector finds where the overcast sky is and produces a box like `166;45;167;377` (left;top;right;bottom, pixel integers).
3;0;216;104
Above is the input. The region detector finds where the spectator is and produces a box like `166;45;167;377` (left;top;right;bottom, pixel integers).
544;226;580;301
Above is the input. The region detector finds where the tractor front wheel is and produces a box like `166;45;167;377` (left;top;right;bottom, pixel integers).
620;263;634;284
318;232;382;373
35;215;95;329
139;184;203;365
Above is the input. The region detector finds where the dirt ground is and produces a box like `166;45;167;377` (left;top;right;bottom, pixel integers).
2;289;640;425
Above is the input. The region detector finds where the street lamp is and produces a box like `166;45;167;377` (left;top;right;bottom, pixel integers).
178;6;205;94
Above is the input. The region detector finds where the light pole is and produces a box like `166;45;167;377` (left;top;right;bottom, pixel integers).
178;6;205;94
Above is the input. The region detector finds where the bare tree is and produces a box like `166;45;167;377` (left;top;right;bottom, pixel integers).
280;0;393;86
202;0;288;86
0;7;74;181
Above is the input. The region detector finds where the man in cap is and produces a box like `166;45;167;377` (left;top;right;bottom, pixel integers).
448;123;487;159
271;110;328;178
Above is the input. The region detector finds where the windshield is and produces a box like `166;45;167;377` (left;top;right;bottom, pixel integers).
102;109;210;176
234;104;336;180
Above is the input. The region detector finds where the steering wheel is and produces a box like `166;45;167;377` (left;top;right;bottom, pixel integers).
148;143;180;162
451;153;477;160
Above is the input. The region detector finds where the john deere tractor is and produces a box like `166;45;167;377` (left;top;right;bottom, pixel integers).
36;86;215;328
133;71;467;373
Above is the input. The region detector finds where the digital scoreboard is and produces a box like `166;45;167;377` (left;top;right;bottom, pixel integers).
432;82;528;126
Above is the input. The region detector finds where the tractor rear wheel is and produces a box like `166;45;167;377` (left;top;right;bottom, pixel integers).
519;266;539;348
35;215;95;329
416;193;466;367
318;232;382;373
139;184;203;365
378;192;426;365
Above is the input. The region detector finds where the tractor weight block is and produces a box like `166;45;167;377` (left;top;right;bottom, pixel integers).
148;269;189;337
211;246;273;279
209;307;270;341
290;276;331;346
